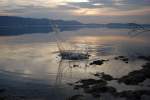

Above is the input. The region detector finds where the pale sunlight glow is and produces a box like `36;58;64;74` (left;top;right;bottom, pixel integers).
70;36;147;44
72;7;150;16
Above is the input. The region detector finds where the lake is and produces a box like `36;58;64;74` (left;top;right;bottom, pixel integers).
0;27;150;100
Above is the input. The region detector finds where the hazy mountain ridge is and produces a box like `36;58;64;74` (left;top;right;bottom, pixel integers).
0;16;150;36
0;16;82;27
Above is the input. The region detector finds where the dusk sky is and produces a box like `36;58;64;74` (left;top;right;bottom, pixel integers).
0;0;150;23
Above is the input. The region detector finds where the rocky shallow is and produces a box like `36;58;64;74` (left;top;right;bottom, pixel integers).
68;56;150;100
1;56;150;100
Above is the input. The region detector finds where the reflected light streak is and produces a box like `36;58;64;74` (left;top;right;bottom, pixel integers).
70;35;147;44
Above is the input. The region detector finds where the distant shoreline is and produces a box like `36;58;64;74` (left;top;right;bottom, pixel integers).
0;16;150;36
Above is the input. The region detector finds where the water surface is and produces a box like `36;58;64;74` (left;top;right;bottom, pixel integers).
0;28;150;100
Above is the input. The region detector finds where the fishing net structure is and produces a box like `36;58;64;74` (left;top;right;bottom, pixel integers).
128;23;150;37
51;22;90;60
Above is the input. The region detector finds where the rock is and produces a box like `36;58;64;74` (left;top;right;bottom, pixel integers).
67;83;74;86
138;56;150;61
76;79;107;87
118;90;150;100
118;62;150;85
0;96;5;100
114;56;124;60
93;72;114;81
83;84;116;98
142;62;150;69
69;60;150;99
67;94;84;100
114;56;129;63
73;65;79;68
90;60;108;65
89;85;116;93
72;77;118;98
0;89;6;93
118;70;146;85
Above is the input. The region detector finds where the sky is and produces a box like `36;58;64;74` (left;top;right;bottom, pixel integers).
0;0;150;23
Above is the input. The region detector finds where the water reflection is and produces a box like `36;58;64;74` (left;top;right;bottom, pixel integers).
55;59;89;86
0;28;149;78
0;28;150;99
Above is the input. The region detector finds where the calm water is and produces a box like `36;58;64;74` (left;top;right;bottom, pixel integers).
0;28;150;100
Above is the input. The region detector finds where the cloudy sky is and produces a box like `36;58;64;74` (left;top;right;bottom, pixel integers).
0;0;150;23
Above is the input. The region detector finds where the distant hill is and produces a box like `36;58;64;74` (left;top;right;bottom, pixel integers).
0;16;150;36
0;16;84;36
0;16;83;27
0;16;50;27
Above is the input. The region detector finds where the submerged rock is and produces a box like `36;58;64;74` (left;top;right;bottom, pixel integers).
115;56;125;59
118;90;150;100
73;78;117;98
67;94;84;100
86;85;116;94
72;78;117;98
70;70;150;99
118;70;146;85
142;62;150;69
68;56;150;100
93;72;114;81
73;65;79;68
114;56;129;63
138;56;150;61
76;79;107;87
0;95;26;100
118;62;150;85
90;60;109;65
0;89;6;93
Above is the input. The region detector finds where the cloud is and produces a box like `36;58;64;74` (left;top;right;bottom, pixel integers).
0;0;149;23
0;0;149;13
71;6;150;16
0;0;90;9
